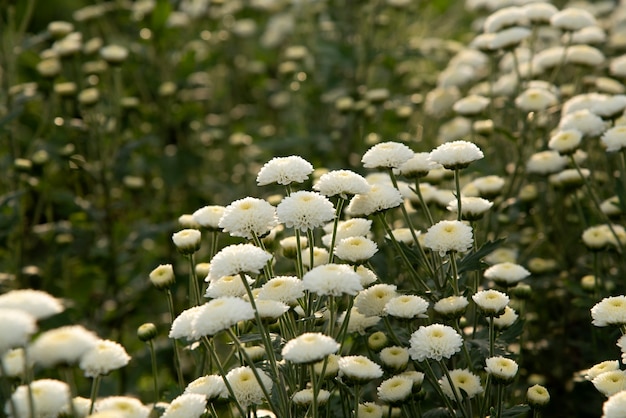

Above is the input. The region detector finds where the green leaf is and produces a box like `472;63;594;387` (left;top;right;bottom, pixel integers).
422;407;453;418
499;319;525;343
501;404;531;417
458;238;506;274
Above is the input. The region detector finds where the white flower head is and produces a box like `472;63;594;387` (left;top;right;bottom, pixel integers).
346;183;404;216
277;191;335;231
591;296;626;327
485;356;518;383
0;309;37;354
254;299;289;320
602;125;626;152
397;152;441;179
361;141;414;169
550;7;596;32
354;284;398;316
483;6;527;33
0;289;63;320
527;384;550;407
470;175;506;198
603;390;626;418
379;346;410;371
439;369;483;400
322;218;373;247
453;95;490;116
434;296;469;319
337;308;381;335
548;129;583;155
303;264;363;296
2;348;28;378
226;366;273;408
257;276;304;305
558;109;606;138
593;370;626;397
256;156;313;186
565;44;605;67
429;140;484;169
377;376;413;404
207;244;272;281
149;264;176;289
302;247;330;268
313;170;371;198
337;355;384;383
192;205;225;230
7;379;70;418
192;297;255;338
79;339;131;378
526;150;568;175
472;289;509;317
172;229;202;254
168;306;203;341
409;324;463;362
281;332;339;364
356;265;379;287
423;220;473;256
218;197;278;239
515;87;558;112
334;236;378;264
292;388;331;406
184;375;226;400
204;274;253;298
493;306;519;329
585;360;621;381
161;394;206;418
447;196;493;220
484;262;530;286
29;325;99;368
95;396;150;418
384;295;429;319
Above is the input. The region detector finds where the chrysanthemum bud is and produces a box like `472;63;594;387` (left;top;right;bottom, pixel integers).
527;384;550;408
172;229;201;255
137;323;157;342
509;283;532;299
149;264;175;289
368;331;388;351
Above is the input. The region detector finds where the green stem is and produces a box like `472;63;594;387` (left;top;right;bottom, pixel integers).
147;340;160;407
309;363;319;418
489;316;496;358
0;357;18;418
188;254;200;307
165;289;185;391
448;251;460;296
413;178;435;226
328;198;346;263
88;376;102;414
421;360;456;417
454;168;462;222
439;360;470;418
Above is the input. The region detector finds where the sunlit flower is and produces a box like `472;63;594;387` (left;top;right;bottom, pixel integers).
409;324;463;362
254;299;289;320
79;339;130;378
0;289;63;319
2;348;27;378
282;333;339;364
603;390;626;418
523;2;557;24
337;308;381;335
429;140;484;169
453;95;489;116
356;265;379;287
433;296;469;319
583;224;619;250
355;284;398;316
470;175;506;198
447;196;493;220
398;152;441;179
184;375;226;400
0;309;36;355
29;325;99;367
591;296;626;327
439;369;483;400
322;218;373;247
292;388;331;406
489;27;531;50
207;244;272;281
334;236;378;264
550;7;596;31
149;264;175;289
256;156;313;186
357;402;383;418
257;276;304;305
303;264;363;296
472;289;509;317
277;191;335;231
204;274;253;298
279;235;307;259
485;356;518;383
99;44;128;64
226;366;273;408
593;370;626;397
192;297;255;338
548;129;583;155
313;354;340;378
95;396;150;418
558;109;606;138
346;184;404;216
377;376;413;404
168;306;202;341
601;126;626;152
566;44;605;67
192;205;225;231
484;262;530;286
423;220;473;256
526;150;568;175
585;361;621;381
361;141;414;169
379;346;410;372
172;229;201;254
483;6;526;33
313;170;371;198
515;87;558;112
301;247;330;268
161;394;206;418
532;46;566;71
384;295;429;319
493;306;519;329
527;384;550;407
338;355;384;383
7;379;70;418
218;197;278;239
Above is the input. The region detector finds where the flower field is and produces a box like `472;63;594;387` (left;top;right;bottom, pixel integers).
2;0;626;417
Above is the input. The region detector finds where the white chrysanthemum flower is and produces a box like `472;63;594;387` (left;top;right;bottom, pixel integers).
277;191;335;232
79;339;130;378
184;375;226;400
424;86;461;117
161;394;206;418
397;152;441;179
484;262;530;286
172;229;201;254
438;116;472;142
562;92;606;115
0;289;63;320
178;214;200;229
433;296;469;319
303;264;363;296
361;141;414;169
485;356;518;383
384;295;429;319
254;299;289;320
483;6;526;33
550;7;596;31
207;244;272;281
593;371;626;397
489;26;531;50
313;353;340;378
610;55;626;77
453;95;490;116
423;220;473;256
447;196;493;220
204;274;253;298
168;305;202;341
515;87;558;112
582;224;620;250
149;264;175;290
470;175;506;198
618;335;626;364
559;109;606;138
377;376;413;404
29;325;99;368
313;170;371;198
526;150;568;175
389;228;418;245
566;44;605;67
523;2;557;23
338;355;384;383
532;46;565;71
591;95;626;119
472;289;509;317
354;284;398;316
527;384;550;407
409;324;463;362
592;296;626;327
337;308;381;335
548;129;583;155
226;366;273;408
429;140;484;169
379;346;410;371
301;247;330;268
603;390;626;418
322;218;372;247
358;402;383;418
602;126;626;152
439;369;483;400
191;297;255;337
2;348;27;378
282;333;339;364
601;196;622;217
493;306;519;329
346;184;404;216
95;396;150;418
585;361;621;381
334;236;378;264
6;379;70;418
257;276;303;305
192;205;225;230
0;309;36;354
218;197;278;239
256;156;313;186
292;388;330;406
356;265;378;287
